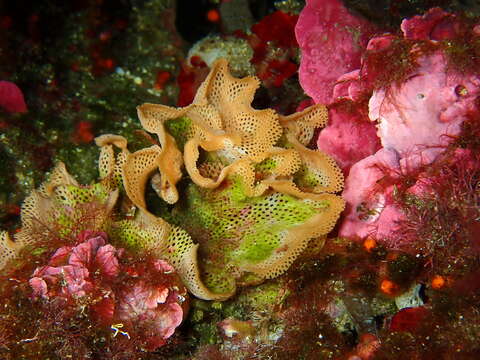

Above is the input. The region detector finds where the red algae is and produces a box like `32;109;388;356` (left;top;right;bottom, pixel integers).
252;11;298;49
72;121;95;144
256;59;297;88
0;228;188;358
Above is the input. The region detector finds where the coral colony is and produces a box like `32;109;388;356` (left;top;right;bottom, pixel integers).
1;0;480;359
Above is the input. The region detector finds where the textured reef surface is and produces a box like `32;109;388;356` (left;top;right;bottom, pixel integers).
1;0;480;359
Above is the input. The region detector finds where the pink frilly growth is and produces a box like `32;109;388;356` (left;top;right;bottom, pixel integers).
317;107;381;175
0;80;27;113
366;8;480;169
316;67;382;175
29;230;187;350
315;65;382;176
297;0;382;176
116;259;184;350
296;0;377;105
29;231;116;299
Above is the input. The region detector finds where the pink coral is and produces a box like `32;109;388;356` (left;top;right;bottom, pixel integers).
118;280;183;350
296;0;377;105
316;67;381;175
0;80;27;113
305;7;480;247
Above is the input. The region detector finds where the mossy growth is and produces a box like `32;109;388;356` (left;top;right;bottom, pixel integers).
377;293;480;359
350;270;379;294
393;148;480;278
363;38;417;89
187;299;227;346
294;163;325;189
455;115;480;151
362;37;437;90
229;281;286;314
441;25;480;74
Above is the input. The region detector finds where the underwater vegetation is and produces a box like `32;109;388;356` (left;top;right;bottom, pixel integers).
0;54;344;357
2;0;480;359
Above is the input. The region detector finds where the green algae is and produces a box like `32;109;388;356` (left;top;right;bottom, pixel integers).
254;157;278;173
61;183;111;206
164;116;193;150
111;219;146;250
294;163;324;188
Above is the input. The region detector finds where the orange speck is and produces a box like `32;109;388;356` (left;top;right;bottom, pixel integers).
380;279;398;295
363;237;376;252
431;275;445;289
206;9;220;23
